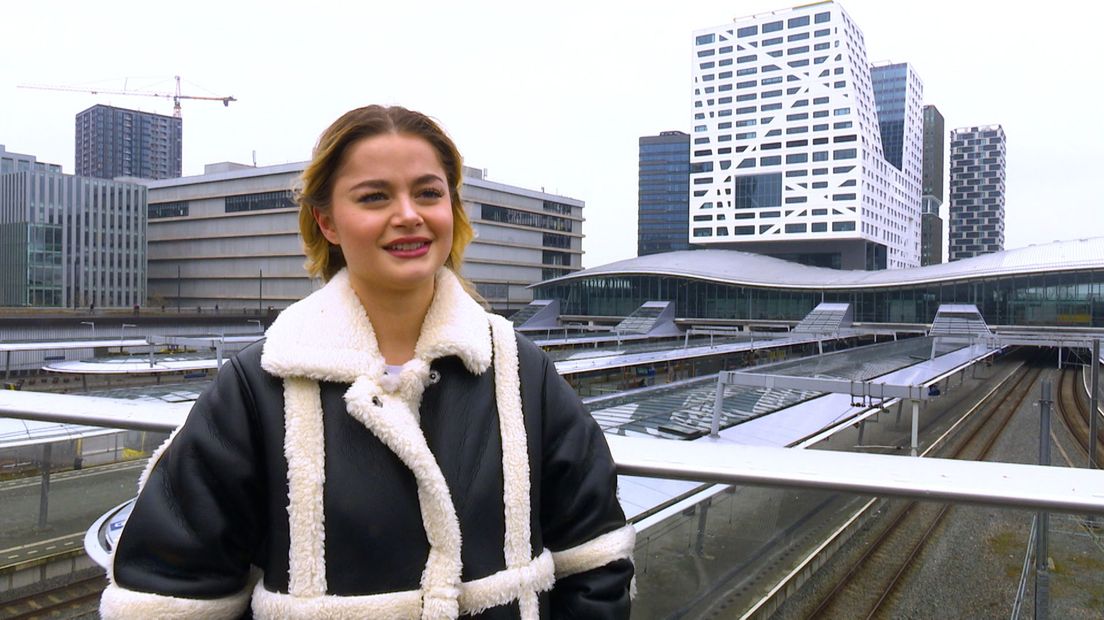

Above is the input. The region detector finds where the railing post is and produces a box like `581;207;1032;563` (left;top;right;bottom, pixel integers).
1035;380;1052;620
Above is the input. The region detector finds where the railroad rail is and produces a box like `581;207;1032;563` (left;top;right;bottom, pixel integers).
803;361;1043;619
0;573;105;619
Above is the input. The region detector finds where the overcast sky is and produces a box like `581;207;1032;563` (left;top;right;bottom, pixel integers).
3;0;1101;268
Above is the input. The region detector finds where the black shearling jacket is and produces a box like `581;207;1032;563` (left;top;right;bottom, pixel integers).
101;269;634;619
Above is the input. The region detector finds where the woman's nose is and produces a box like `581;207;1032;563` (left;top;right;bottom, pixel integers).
392;195;422;226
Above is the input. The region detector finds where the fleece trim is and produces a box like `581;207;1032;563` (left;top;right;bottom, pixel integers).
488;315;539;619
249;551;554;619
100;580;252;620
283;378;327;597
260;268;492;384
551;525;637;579
134;422;184;493
344;377;463;619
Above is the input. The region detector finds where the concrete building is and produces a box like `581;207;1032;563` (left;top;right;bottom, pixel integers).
949;125;1006;261
1;144;61;175
76;104;182;180
920;105;945;265
144;163;583;313
0;148;146;308
689;1;923;270
638;131;691;256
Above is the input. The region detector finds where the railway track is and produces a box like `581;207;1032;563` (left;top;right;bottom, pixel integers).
1057;367;1104;463
0;574;105;619
803;362;1044;619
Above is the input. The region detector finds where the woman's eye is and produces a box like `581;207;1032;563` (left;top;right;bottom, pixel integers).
418;188;445;200
357;192;387;204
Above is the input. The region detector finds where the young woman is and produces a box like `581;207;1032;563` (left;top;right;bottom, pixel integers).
100;105;635;619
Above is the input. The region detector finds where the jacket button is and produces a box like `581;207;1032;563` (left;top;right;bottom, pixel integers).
428;370;441;384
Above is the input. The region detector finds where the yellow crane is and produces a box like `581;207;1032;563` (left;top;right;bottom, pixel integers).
18;76;236;118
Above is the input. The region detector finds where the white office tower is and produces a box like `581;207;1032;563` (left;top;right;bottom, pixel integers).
690;1;923;269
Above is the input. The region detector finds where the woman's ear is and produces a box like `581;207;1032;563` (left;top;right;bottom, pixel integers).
313;207;340;245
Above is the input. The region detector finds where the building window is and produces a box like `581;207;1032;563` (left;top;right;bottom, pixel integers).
814;11;830;23
225;190;295;213
733;172;783;209
543;232;572;249
737;25;757;37
832;221;856;231
763;20;783;33
149;200;189;218
482;204;573;232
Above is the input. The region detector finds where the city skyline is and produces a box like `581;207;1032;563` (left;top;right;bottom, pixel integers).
2;0;1101;269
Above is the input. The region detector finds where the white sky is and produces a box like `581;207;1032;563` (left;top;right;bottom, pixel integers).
3;0;1101;268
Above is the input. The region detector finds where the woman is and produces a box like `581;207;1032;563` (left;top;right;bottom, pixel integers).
100;105;634;619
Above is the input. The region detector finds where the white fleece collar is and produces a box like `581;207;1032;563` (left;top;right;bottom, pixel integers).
261;268;492;384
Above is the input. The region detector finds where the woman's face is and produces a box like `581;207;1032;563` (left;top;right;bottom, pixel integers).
315;133;454;302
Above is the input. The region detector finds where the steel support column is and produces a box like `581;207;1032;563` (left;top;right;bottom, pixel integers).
911;400;920;457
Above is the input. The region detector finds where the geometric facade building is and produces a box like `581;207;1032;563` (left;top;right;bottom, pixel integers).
0;149;147;307
638;130;691;256
920;105;945;265
948;124;1006;261
689;1;923;270
76;104;183;180
144;163;583;313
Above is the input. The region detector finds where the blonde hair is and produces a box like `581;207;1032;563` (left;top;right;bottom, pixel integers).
297;105;475;283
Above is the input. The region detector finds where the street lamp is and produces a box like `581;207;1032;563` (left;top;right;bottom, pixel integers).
247;319;263;333
80;321;95;340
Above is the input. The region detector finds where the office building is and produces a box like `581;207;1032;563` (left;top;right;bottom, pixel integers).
638;131;691;256
76;104;182;180
949;125;1006;261
1;144;61;175
0;150;147;307
144;163;583;313
690;1;923;270
920;105;945;265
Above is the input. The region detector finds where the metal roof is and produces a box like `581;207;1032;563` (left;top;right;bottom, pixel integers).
540;237;1104;291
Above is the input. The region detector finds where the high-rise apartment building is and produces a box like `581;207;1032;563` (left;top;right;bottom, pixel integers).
638;131;691;256
76;104;182;180
0;150;147;307
949;125;1006;261
920;105;945;265
690;1;923;269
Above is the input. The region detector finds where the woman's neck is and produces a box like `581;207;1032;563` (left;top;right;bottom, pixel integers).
355;283;435;366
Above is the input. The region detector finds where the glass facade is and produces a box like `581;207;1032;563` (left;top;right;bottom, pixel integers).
533;269;1104;327
638;131;691;256
871;63;907;171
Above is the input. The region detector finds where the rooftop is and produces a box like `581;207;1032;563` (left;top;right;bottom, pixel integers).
542;237;1104;290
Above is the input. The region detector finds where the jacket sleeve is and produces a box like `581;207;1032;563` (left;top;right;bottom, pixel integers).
536;348;635;618
100;352;268;619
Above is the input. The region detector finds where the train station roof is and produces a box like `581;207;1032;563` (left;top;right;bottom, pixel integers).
538;237;1104;291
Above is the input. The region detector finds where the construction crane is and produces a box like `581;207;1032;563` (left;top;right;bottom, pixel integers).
17;76;235;118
